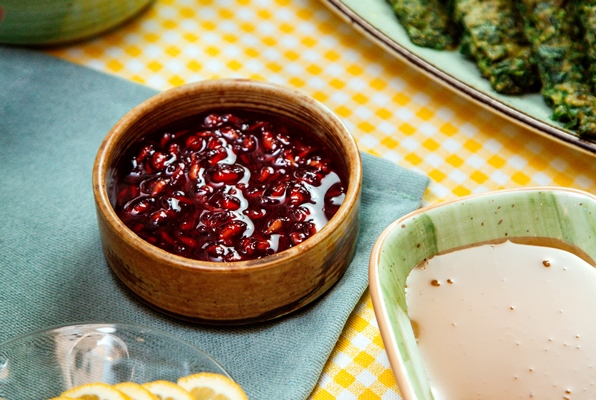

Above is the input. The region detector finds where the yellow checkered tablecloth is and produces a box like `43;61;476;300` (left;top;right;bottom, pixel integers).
46;0;596;398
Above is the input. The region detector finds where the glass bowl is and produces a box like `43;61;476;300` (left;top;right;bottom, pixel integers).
0;323;229;399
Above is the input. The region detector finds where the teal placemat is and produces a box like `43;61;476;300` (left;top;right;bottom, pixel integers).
0;46;429;399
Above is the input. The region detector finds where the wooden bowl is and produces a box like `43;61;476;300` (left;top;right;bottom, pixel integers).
92;79;362;325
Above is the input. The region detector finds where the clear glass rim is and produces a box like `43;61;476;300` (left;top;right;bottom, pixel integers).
0;321;230;378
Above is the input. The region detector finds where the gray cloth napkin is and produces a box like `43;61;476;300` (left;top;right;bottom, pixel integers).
0;46;429;399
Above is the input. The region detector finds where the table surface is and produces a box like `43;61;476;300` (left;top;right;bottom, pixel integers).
46;0;596;398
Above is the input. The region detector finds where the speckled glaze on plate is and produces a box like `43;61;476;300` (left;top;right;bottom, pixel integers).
369;187;596;399
321;0;596;156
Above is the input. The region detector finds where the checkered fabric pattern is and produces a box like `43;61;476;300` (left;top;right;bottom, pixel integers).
47;0;596;397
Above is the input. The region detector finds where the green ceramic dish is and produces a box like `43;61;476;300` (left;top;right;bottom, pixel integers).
369;187;596;399
0;0;153;45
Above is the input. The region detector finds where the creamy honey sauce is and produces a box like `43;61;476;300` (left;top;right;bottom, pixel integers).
405;240;596;400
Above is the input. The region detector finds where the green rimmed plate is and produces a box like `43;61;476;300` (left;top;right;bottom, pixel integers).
369;187;596;399
0;0;153;45
321;0;596;156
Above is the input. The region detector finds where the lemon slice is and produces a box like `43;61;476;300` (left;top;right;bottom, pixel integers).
61;382;131;400
177;373;248;400
141;380;193;400
113;382;158;400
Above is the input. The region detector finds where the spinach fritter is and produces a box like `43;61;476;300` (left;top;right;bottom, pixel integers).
387;0;458;50
575;2;596;93
453;0;539;94
518;0;596;137
387;0;596;138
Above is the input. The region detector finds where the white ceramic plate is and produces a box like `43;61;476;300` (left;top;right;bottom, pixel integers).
321;0;596;156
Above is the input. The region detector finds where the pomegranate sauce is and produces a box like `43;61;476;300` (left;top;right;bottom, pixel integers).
113;110;347;262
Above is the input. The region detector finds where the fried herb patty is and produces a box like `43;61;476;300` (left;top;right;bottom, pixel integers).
575;2;596;93
454;0;539;94
387;0;458;50
518;0;596;137
388;0;596;138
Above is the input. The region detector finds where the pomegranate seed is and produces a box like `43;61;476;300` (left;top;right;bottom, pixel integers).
223;113;244;127
168;163;185;184
211;194;241;211
326;182;345;199
244;209;266;219
257;166;274;182
308;157;329;173
142;177;165;195
117;186;140;205
160;230;176;245
173;194;193;206
298;221;317;236
127;198;153;215
201;211;232;228
248;121;268;132
189;163;201;181
239;237;270;256
150;151;169;170
132;223;144;233
195;184;214;197
291;207;310;222
255;238;270;250
136;145;153;163
270;182;287;197
296;144;313;158
276;132;291;145
238;238;255;256
149;209;174;226
207;137;223;150
223;251;242;262
217;221;246;245
244;184;265;199
180;220;194;230
168;143;180;154
220;126;239;141
240;135;257;152
197;129;215;138
207;147;228;165
289;231;306;245
282;149;297;167
205;243;226;260
204;113;223;127
261;130;278;151
160;132;173;148
179;236;197;248
173;129;189;139
264;218;285;234
115;110;346;261
151;179;168;196
210;164;244;184
294;168;321;185
185;135;203;151
288;184;309;205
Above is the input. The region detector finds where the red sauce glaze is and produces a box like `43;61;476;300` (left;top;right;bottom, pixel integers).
114;110;348;262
